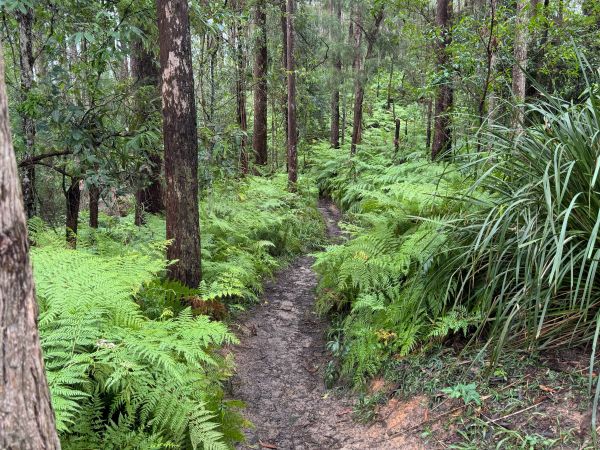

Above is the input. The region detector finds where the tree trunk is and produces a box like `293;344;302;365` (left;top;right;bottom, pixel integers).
287;0;298;189
17;7;37;219
512;0;533;130
252;0;268;167
65;178;80;249
0;49;61;450
426;98;433;151
330;0;342;149
233;0;249;176
281;0;288;150
132;33;164;226
431;0;453;160
89;185;99;228
394;118;401;153
350;9;363;155
157;0;201;288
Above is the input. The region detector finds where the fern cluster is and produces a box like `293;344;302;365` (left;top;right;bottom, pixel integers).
31;174;323;448
311;109;476;386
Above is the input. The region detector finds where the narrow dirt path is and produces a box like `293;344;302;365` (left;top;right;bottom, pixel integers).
228;199;426;450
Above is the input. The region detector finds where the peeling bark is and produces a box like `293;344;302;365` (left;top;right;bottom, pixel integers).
156;0;201;288
0;47;61;450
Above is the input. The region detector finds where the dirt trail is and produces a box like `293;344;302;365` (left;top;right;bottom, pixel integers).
229;199;426;450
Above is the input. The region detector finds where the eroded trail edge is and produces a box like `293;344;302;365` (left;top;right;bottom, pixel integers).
228;199;424;450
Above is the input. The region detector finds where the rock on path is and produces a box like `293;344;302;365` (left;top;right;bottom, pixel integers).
228;199;425;450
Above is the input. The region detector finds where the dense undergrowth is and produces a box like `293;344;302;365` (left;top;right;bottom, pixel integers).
31;174;323;449
312;76;600;411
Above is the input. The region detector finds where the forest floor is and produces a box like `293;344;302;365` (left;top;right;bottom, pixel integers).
227;199;427;449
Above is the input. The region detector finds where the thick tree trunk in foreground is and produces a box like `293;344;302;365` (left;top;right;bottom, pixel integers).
431;0;453;160
253;0;268;167
17;7;37;218
157;0;201;288
132;34;164;225
330;0;342;149
0;48;61;450
287;0;298;189
65;178;80;249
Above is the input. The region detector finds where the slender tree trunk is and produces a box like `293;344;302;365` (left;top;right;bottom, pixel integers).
234;0;249;175
17;7;36;218
0;49;61;450
281;0;288;149
65;178;80;249
132;33;163;226
253;0;268;167
89;185;99;228
350;9;363;155
287;0;298;189
157;0;201;288
394;118;401;153
330;0;342;149
431;0;453;160
426;98;433;151
512;0;536;130
350;8;384;155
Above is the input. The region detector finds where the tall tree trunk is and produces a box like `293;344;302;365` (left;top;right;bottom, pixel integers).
65;178;80;249
281;0;288;149
330;0;342;149
234;0;249;175
350;8;385;155
287;0;298;189
89;185;99;228
157;0;201;288
0;48;61;450
512;0;537;129
253;0;268;167
350;9;363;155
431;0;453;160
132;33;163;226
394;118;401;153
17;6;36;218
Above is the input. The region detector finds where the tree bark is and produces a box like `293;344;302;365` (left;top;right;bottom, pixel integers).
252;0;268;167
281;0;288;150
287;0;298;189
426;98;433;151
350;7;384;155
0;48;61;450
431;0;453;160
157;0;201;288
234;0;249;176
512;0;535;130
330;0;342;149
65;178;80;249
132;33;164;226
394;118;401;153
89;185;99;228
17;6;37;219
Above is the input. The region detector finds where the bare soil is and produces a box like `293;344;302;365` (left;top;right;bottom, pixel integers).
228;199;425;450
